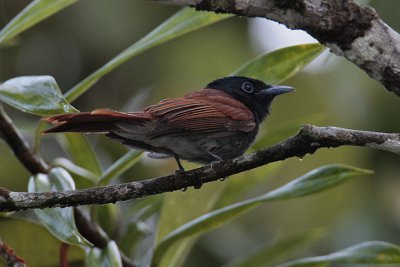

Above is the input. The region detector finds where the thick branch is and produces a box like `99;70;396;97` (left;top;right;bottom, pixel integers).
1;125;398;212
155;0;400;97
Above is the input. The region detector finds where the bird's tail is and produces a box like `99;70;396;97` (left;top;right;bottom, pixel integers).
43;109;151;134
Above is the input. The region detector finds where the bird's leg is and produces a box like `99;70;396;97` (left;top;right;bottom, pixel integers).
173;154;188;190
173;154;185;173
173;154;203;189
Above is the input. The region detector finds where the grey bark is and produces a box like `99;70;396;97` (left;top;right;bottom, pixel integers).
1;125;399;212
155;0;400;96
0;239;28;267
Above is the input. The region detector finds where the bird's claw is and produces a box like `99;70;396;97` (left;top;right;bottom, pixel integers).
209;160;228;182
175;169;185;178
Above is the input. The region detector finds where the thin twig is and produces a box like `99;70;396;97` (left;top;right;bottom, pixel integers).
0;239;28;267
0;105;48;174
1;125;398;212
60;243;69;267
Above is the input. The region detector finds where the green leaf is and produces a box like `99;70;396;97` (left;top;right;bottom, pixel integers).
92;204;120;237
57;133;102;176
215;163;282;208
156;180;226;267
222;229;326;267
278;241;400;267
97;150;143;186
119;220;152;259
33;120;48;153
0;76;78;115
153;165;371;264
65;7;231;102
125;195;163;222
85;241;122;267
0;0;78;45
119;196;162;263
28;167;92;246
263;165;372;201
253;113;327;150
233;44;325;84
0;218;84;267
52;157;98;184
90;150;143;250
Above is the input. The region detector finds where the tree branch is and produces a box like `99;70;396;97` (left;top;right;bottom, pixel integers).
0;239;28;267
155;0;400;97
1;125;398;212
0;106;48;174
0;106;136;267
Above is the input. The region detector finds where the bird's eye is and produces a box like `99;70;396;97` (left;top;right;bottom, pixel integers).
241;82;254;93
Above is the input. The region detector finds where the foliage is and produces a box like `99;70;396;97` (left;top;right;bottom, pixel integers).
28;168;92;247
0;1;397;267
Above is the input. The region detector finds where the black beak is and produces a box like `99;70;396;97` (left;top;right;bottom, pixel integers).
260;85;295;96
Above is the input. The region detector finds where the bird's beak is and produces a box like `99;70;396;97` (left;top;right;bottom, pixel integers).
260;85;295;96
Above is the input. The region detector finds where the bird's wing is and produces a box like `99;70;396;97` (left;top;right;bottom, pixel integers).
44;90;256;138
142;89;256;138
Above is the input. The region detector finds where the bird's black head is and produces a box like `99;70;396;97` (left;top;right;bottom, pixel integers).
206;76;294;121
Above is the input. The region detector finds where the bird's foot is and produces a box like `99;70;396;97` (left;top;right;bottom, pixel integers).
209;160;228;182
173;154;203;189
175;169;187;192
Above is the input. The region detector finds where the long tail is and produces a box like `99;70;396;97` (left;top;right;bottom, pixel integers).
43;109;151;133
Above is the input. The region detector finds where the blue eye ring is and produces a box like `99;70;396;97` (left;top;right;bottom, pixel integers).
241;82;254;93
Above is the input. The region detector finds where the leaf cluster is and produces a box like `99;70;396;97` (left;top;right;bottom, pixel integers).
0;1;396;267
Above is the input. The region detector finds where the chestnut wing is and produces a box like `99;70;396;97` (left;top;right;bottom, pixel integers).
144;91;256;138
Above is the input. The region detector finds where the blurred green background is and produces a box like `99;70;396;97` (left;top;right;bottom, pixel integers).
0;1;399;266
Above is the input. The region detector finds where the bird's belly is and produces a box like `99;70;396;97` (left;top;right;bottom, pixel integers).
156;131;257;164
112;126;257;164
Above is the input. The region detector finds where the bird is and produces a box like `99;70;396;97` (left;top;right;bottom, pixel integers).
44;76;294;172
